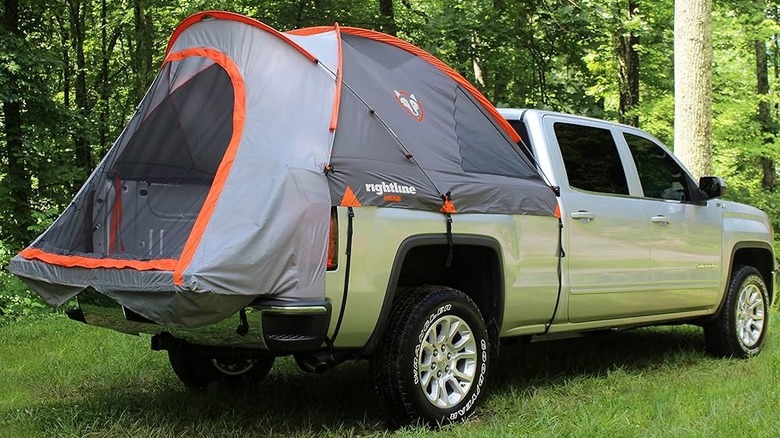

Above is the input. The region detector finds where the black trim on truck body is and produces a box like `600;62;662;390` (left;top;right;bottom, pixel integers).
707;241;776;321
359;234;505;356
252;299;332;353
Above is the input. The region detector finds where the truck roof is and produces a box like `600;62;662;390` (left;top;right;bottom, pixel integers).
497;108;630;128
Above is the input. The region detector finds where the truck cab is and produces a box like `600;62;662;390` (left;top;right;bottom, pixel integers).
500;108;774;328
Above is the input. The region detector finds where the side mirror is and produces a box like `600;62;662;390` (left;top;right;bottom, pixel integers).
699;176;727;199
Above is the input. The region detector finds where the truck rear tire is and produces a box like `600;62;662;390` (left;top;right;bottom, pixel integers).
168;350;275;389
704;265;769;358
372;285;490;427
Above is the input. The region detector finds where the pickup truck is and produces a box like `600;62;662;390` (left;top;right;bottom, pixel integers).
64;108;775;426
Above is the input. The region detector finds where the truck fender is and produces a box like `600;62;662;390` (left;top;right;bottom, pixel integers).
359;234;505;356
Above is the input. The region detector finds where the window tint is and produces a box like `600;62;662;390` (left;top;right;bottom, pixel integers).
554;122;629;195
624;133;693;202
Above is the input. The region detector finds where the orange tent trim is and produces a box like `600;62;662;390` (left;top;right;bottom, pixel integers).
166;11;316;63
170;48;246;286
19;248;177;271
329;23;343;132
286;27;332;36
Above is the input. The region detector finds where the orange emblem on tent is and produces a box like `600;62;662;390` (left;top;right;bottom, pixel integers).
340;186;362;207
440;198;457;214
394;90;424;122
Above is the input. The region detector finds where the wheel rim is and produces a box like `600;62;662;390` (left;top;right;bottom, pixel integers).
211;359;256;376
417;314;478;409
735;280;766;348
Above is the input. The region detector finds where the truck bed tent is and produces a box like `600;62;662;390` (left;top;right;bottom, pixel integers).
10;11;557;327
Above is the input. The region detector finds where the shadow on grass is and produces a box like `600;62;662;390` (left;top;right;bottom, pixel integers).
490;325;708;390
16;326;708;436
17;358;387;436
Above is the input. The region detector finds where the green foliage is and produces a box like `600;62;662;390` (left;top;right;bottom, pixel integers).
415;0;603;112
0;238;54;324
706;5;780;249
0;273;53;323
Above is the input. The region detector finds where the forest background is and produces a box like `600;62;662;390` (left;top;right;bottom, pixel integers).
0;0;778;319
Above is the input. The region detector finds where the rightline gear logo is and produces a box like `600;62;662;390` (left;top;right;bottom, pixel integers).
366;181;417;202
365;182;417;196
394;90;424;121
366;181;417;203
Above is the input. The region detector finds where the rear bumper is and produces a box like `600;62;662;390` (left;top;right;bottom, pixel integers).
74;289;331;353
256;300;331;352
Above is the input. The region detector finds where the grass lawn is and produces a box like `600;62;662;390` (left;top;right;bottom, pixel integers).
1;314;778;437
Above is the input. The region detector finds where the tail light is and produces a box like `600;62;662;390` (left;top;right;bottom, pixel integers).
327;207;338;270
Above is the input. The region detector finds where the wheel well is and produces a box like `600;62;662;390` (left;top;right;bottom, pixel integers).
732;246;774;302
360;235;505;356
394;242;503;345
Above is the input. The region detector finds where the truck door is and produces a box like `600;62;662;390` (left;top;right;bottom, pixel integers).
621;131;723;309
543;117;653;322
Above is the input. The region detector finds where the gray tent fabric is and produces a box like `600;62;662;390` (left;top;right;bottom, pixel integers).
327;32;555;215
9;12;556;328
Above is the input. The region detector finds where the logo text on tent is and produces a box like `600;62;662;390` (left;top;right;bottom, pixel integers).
365;182;417;196
394;90;424;121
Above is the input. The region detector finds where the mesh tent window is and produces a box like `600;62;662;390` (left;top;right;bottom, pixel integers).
30;55;237;263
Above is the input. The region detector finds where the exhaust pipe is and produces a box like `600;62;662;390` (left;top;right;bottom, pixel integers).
297;356;330;374
294;352;348;374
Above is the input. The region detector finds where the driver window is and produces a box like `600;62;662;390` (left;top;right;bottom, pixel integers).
554;122;629;195
624;133;693;202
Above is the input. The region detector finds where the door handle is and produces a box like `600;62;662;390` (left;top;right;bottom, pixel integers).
651;215;671;225
571;211;595;221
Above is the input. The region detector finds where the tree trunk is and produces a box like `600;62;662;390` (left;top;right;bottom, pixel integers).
99;0;109;154
471;32;486;90
2;0;33;247
774;5;779;119
616;0;640;127
132;0;154;103
379;0;396;36
755;39;775;191
673;0;713;180
69;0;93;174
56;14;71;108
491;0;507;103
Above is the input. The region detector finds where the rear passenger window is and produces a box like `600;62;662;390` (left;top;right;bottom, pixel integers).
507;119;535;163
624;133;694;202
554;122;629;195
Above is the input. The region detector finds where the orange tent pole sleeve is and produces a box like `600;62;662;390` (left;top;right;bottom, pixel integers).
329;23;343;132
168;48;246;286
286;27;333;36
166;11;317;63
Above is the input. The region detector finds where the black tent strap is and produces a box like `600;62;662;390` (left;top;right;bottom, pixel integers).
330;206;355;348
443;191;454;268
544;217;565;333
445;213;453;268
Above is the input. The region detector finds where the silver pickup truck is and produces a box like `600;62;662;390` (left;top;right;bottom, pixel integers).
66;108;775;426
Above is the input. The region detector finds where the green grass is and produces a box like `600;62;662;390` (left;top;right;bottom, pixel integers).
1;315;778;437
